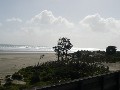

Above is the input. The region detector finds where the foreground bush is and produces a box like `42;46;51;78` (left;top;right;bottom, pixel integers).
3;58;109;90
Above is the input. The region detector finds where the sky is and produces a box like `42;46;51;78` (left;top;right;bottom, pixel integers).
0;0;120;49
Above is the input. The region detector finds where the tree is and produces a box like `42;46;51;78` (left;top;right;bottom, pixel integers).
106;46;117;55
53;37;73;60
53;46;61;61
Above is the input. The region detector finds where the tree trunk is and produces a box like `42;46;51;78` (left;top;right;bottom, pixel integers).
65;50;67;60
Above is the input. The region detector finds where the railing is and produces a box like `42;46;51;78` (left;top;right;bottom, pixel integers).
35;71;120;90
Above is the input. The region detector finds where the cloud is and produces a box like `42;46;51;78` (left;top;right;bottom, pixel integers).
1;10;74;46
6;17;22;22
80;14;120;33
21;10;75;40
1;11;120;48
28;10;74;28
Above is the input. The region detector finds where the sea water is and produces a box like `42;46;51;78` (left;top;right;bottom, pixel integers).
0;44;54;53
0;44;103;53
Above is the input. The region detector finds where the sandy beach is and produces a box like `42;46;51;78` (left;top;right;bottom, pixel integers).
0;52;56;79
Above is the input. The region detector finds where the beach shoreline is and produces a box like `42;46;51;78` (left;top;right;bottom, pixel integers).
0;52;56;80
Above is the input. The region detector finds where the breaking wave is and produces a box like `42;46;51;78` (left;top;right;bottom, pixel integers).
0;44;104;53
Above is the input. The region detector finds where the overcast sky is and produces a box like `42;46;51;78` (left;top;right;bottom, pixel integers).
0;0;120;49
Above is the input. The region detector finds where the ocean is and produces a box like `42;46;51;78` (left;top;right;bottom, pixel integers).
0;44;53;53
0;44;103;53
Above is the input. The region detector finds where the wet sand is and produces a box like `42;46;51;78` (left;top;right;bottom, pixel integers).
0;52;56;79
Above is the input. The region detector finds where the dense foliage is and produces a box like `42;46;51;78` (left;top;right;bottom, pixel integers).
106;46;117;55
18;59;109;82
